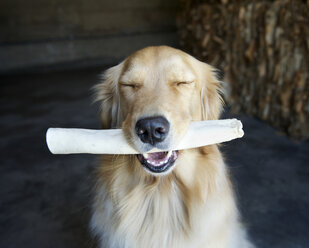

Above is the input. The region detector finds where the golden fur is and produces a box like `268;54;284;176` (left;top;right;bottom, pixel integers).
91;46;254;248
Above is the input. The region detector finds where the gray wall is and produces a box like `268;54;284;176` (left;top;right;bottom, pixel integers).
0;0;180;73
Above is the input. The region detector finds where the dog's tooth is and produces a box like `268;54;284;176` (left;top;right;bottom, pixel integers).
167;151;172;158
143;153;149;159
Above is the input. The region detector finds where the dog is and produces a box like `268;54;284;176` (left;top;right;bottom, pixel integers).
90;46;254;248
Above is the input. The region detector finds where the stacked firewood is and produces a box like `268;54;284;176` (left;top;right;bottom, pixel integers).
178;0;309;139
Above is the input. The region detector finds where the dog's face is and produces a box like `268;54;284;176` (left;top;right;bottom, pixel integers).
95;46;222;175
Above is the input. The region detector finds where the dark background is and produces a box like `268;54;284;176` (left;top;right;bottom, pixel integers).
0;0;179;73
0;0;309;247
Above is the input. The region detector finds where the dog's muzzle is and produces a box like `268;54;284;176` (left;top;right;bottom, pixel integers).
135;116;178;173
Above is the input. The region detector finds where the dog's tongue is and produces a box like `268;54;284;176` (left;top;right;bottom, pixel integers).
148;152;167;160
146;152;168;165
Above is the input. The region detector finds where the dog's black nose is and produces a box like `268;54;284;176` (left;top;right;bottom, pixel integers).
135;116;170;145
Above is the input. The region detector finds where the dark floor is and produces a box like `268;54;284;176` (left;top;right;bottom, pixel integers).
0;69;308;248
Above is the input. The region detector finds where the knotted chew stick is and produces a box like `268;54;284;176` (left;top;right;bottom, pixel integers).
46;119;244;155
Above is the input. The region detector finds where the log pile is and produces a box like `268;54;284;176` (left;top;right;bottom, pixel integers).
178;0;309;139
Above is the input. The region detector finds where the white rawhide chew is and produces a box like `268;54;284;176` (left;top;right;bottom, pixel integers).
46;119;244;155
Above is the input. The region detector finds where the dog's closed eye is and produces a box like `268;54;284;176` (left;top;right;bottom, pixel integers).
175;81;194;86
120;83;141;90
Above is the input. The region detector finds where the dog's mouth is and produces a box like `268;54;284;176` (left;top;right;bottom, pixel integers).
136;151;178;174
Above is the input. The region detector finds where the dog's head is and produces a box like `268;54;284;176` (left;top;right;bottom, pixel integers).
94;46;222;175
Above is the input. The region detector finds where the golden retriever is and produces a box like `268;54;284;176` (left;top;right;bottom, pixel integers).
91;46;254;248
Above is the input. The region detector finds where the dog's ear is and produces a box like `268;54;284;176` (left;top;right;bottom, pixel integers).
200;63;224;120
93;63;124;128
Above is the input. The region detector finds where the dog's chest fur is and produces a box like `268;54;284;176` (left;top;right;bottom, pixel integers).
91;176;195;248
90;149;247;248
90;149;254;248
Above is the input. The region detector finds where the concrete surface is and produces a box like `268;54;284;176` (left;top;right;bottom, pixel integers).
0;68;309;248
